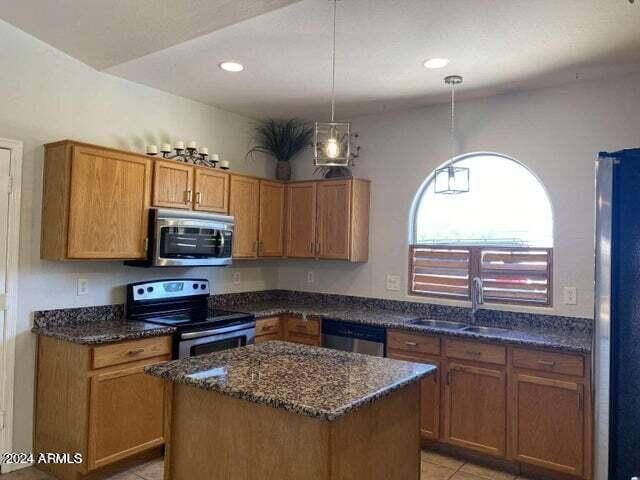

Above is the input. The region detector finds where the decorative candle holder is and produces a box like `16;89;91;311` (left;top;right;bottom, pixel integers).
146;142;226;169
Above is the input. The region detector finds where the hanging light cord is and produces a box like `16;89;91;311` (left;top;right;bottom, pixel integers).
330;0;337;122
450;80;456;152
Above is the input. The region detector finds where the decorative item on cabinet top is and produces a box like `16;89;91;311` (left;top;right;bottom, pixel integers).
146;140;229;169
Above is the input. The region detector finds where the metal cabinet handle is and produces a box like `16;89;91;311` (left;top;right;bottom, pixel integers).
196;192;202;204
308;241;313;253
465;350;482;357
578;390;584;411
262;325;274;332
185;190;193;203
537;359;556;367
404;341;418;347
126;348;145;356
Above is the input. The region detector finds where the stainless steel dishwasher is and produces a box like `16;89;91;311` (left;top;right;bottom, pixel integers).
321;319;386;357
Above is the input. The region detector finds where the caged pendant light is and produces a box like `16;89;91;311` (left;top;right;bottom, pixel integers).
314;0;351;167
434;75;470;194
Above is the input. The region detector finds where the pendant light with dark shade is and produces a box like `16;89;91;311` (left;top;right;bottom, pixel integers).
314;0;351;167
434;75;470;194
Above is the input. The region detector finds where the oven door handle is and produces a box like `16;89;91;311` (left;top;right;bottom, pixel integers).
181;322;256;340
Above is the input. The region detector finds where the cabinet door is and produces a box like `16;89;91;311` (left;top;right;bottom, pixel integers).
194;168;229;213
286;182;316;258
67;146;151;259
387;351;441;440
444;362;507;457
258;180;285;257
152;160;193;209
316;180;351;260
88;361;167;470
512;374;584;475
229;175;260;258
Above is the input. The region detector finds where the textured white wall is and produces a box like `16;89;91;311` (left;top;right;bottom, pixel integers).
0;19;277;454
280;73;640;320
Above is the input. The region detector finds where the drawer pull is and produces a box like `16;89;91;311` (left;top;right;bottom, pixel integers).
465;350;482;356
404;341;418;347
262;325;274;332
126;348;145;356
537;359;556;367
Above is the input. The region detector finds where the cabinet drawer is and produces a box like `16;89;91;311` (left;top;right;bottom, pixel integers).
92;336;172;370
445;339;506;365
256;317;281;336
286;332;321;346
512;348;584;377
387;330;441;356
286;317;320;336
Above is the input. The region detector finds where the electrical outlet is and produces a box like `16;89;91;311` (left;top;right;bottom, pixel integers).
77;278;89;296
563;286;577;305
307;271;315;284
232;272;241;285
386;275;401;291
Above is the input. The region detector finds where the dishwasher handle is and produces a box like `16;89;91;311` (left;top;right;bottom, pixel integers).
321;319;386;344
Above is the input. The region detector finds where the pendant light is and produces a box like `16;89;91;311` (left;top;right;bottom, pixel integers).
314;0;350;167
434;75;469;194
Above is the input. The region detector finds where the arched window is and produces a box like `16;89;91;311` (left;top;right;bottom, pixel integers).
409;153;554;306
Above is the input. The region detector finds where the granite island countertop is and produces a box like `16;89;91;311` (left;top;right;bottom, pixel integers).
145;341;436;421
227;300;593;354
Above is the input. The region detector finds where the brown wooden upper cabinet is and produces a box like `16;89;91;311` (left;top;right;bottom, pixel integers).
152;160;229;213
229;175;261;258
287;178;370;262
259;180;286;257
41;140;152;260
230;175;286;259
286;182;316;258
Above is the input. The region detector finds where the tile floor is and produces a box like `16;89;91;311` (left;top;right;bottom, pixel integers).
3;452;530;480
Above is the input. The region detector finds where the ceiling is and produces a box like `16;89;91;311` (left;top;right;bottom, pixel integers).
2;0;640;119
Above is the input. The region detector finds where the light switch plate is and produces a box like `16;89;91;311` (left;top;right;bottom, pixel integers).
563;286;577;305
77;278;89;296
386;275;401;291
232;272;241;285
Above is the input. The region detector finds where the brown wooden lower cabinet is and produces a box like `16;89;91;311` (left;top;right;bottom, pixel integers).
386;329;592;479
254;315;322;346
511;373;585;476
443;362;507;457
35;335;171;480
387;349;440;440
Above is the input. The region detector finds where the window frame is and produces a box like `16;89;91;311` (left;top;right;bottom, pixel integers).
408;244;553;307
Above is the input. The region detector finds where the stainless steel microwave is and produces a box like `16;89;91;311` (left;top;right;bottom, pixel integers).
125;208;234;267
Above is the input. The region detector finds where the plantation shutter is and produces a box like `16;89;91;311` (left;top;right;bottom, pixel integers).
479;248;552;305
409;246;470;299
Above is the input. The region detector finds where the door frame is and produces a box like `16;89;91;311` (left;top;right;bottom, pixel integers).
0;138;22;473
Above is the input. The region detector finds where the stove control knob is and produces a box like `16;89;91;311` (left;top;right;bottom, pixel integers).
200;284;206;290
193;283;199;290
147;286;154;293
136;288;144;295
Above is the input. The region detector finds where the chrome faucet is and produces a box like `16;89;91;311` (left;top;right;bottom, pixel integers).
470;277;484;322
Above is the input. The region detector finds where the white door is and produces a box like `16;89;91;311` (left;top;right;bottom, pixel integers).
0;148;13;470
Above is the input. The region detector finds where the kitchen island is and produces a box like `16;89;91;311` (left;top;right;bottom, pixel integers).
146;341;436;480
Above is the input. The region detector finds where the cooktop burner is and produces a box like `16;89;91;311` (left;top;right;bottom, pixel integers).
142;309;253;329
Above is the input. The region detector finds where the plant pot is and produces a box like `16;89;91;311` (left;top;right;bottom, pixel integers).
323;166;352;179
276;161;291;181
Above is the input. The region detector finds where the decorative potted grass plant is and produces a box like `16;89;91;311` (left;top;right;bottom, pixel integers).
246;118;313;180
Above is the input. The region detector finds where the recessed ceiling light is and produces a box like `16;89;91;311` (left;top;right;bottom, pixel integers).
219;61;244;72
423;58;450;69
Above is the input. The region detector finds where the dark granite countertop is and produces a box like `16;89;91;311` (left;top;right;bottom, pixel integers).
145;341;435;420
32;319;176;345
229;300;592;354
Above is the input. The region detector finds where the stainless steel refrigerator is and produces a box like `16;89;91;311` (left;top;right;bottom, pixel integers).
595;149;640;480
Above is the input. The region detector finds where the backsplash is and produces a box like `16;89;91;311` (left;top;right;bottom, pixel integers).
210;290;593;335
33;289;592;335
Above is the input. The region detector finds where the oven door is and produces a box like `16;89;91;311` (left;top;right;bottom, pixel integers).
178;325;255;359
154;210;233;267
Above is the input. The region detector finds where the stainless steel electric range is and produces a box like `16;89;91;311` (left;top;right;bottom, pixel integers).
125;279;255;359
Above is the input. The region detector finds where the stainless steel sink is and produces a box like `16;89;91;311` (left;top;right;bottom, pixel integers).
461;325;511;334
410;319;468;330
